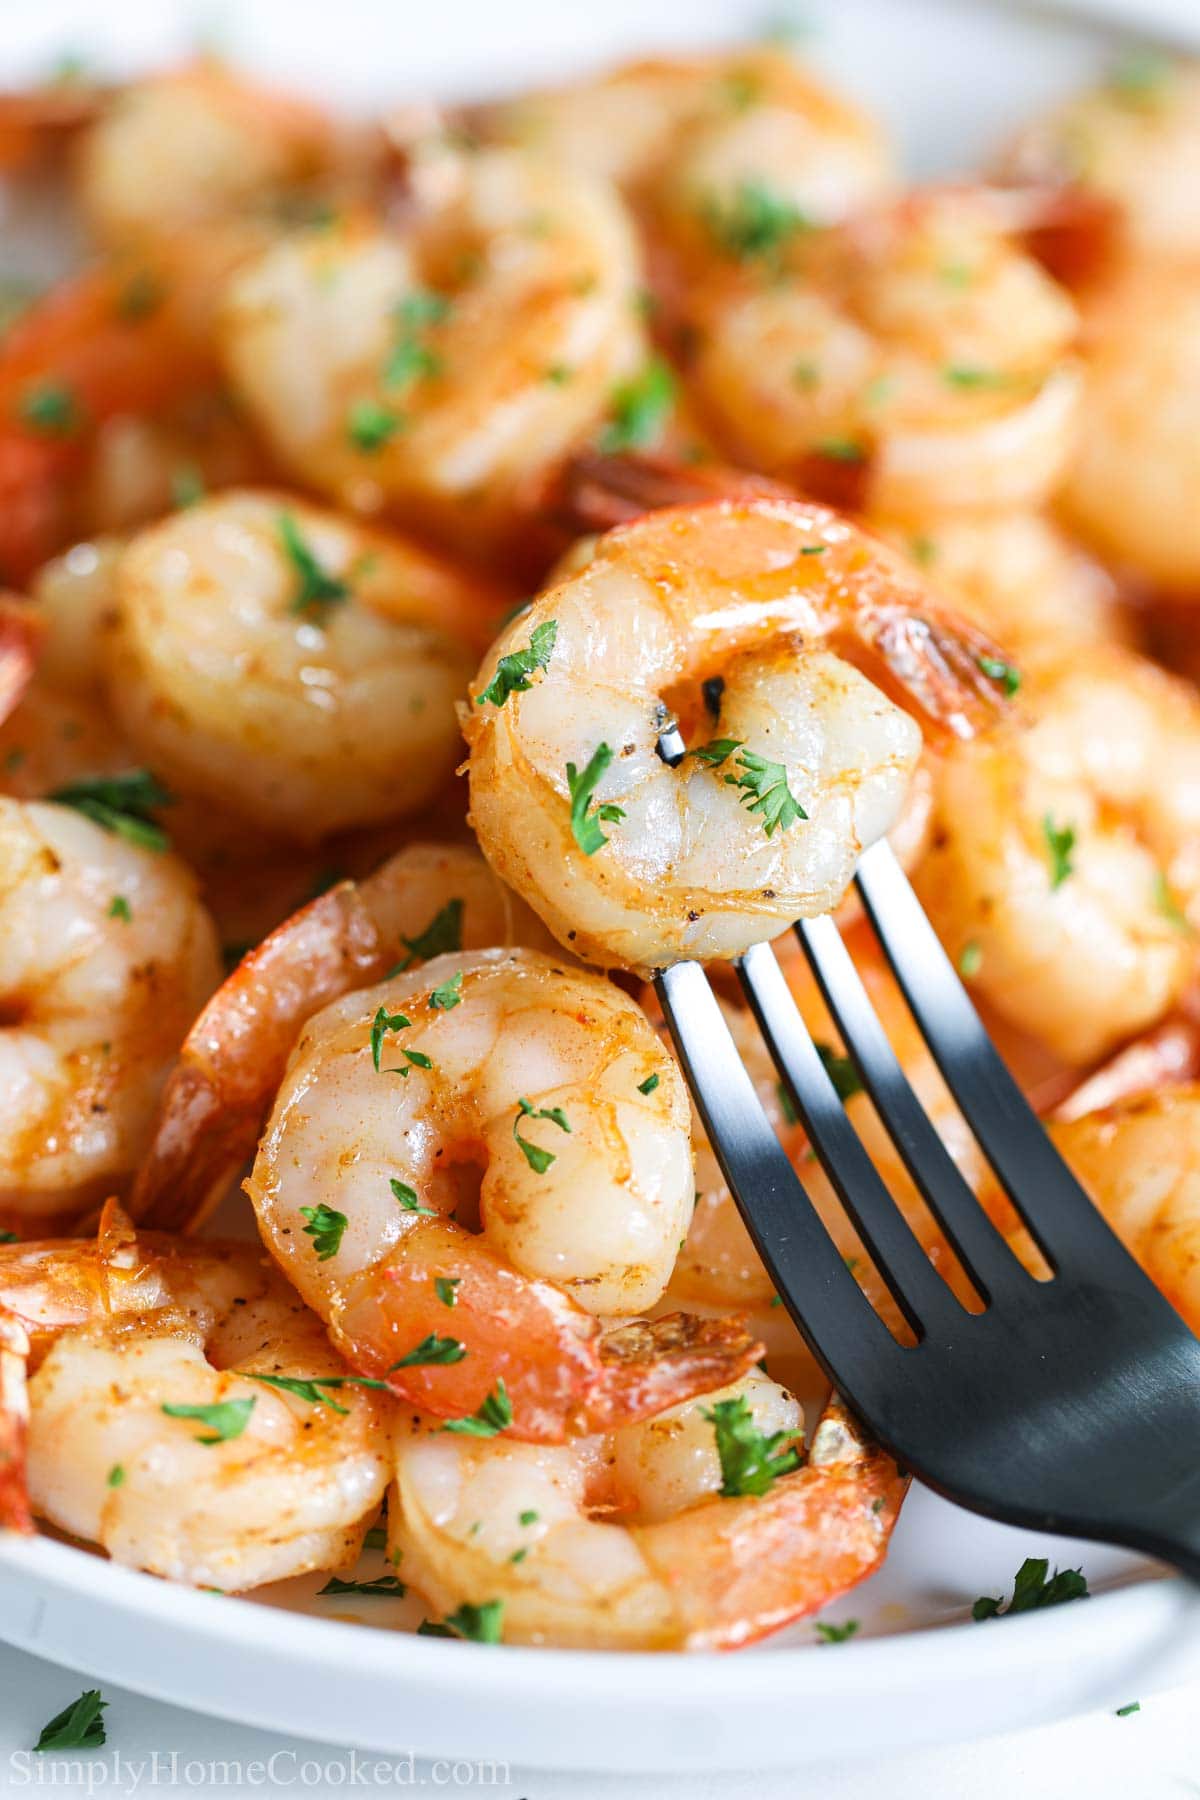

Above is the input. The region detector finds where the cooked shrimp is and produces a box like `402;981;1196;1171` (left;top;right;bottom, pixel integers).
883;510;1126;659
247;947;760;1441
75;64;341;246
1060;266;1200;596
686;189;1080;521
1044;1086;1200;1333
133;842;556;1232
0;797;221;1236
220;150;646;559
464;496;1011;975
392;1379;904;1649
105;489;499;841
1002;54;1200;266
0;1202;391;1585
484;49;892;231
914;644;1200;1066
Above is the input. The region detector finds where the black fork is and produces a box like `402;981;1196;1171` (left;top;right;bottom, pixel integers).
655;777;1200;1575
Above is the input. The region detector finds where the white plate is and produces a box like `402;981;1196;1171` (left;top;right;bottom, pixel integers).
3;0;1200;1772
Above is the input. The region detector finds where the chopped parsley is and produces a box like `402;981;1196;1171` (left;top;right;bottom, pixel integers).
106;1464;125;1488
20;382;82;437
300;1203;348;1261
513;1096;571;1174
704;179;808;264
391;897;464;972
703;1393;802;1497
518;1508;539;1526
958;940;983;978
317;1572;406;1597
384;289;449;391
567;742;625;854
392;1333;466;1367
107;895;132;922
775;1081;799;1127
815;1618;860;1644
347;399;402;452
428;970;463;1011
435;1276;460;1307
815;1042;863;1103
543;363;573;384
370;1005;412;1071
160;1397;255;1444
418;1599;504;1643
943;365;1016;391
598;357;676;453
171;464;205;509
1154;870;1192;933
33;1690;108;1753
1114;1701;1141;1717
441;1379;513;1437
637;1072;660;1096
976;653;1021;697
278;512;350;620
475;619;558;708
690;739;807;836
792;360;820;389
50;770;172;852
1042;814;1076;890
972;1556;1089;1620
909;534;937;567
0;1230;18;1244
811;436;865;464
391;1178;436;1215
244;1372;390;1415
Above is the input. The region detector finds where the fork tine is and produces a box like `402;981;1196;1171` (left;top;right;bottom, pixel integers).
853;841;1138;1273
794;913;1031;1300
736;942;969;1335
655;960;902;1391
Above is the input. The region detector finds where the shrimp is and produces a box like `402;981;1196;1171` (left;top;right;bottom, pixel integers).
391;1377;905;1649
246;947;761;1441
0;1201;391;1585
105;489;501;842
914;644;1200;1067
219;150;646;560
133;842;556;1233
1001;54;1200;268
0;797;221;1236
483;49;892;231
684;188;1080;521
1059;266;1200;596
882;511;1127;660
463;495;1012;975
75;65;342;247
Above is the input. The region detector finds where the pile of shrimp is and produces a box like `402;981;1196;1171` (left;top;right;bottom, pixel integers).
2;37;1200;1654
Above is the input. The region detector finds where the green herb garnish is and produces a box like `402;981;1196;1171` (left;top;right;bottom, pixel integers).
107;895;132;922
815;1618;860;1644
598;357;676;453
50;770;172;852
300;1203;348;1261
1042;814;1076;890
391;898;464;972
435;1276;460;1307
513;1097;571;1174
392;1333;466;1367
815;1042;862;1103
347;399;402;451
428;970;463;1011
278;512;350;620
690;739;806;837
703;1393;802;1497
317;1572;406;1597
567;742;625;854
977;653;1021;697
972;1556;1089;1620
441;1380;513;1438
476;620;558;708
160;1398;255;1444
20;382;81;436
33;1690;108;1753
704;180;808;263
637;1073;660;1095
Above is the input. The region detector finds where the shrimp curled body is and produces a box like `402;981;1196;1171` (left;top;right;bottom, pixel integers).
247;947;760;1441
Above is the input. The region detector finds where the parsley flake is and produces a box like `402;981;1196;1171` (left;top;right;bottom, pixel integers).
977;653;1021;697
513;1096;571;1174
418;1599;504;1642
476;620;558;708
108;895;132;922
972;1556;1089;1620
278;512;350;620
1042;814;1076;890
391;897;464;971
441;1380;513;1437
958;940;983;978
370;1005;412;1071
567;742;625;854
20;382;81;437
691;738;807;836
811;436;866;464
1154;870;1192;933
815;1042;862;1103
300;1203;348;1261
160;1397;255;1444
33;1690;108;1753
637;1073;660;1095
0;1230;18;1244
815;1618;860;1644
704;180;809;263
598;357;676;453
775;1081;799;1127
318;1572;406;1597
391;1177;436;1215
107;1464;125;1488
392;1333;466;1367
703;1393;802;1497
435;1276;460;1307
50;770;172;852
347;399;402;451
1115;1701;1141;1718
428;970;463;1011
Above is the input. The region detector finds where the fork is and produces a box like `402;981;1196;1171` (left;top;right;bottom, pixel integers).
654;735;1200;1578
